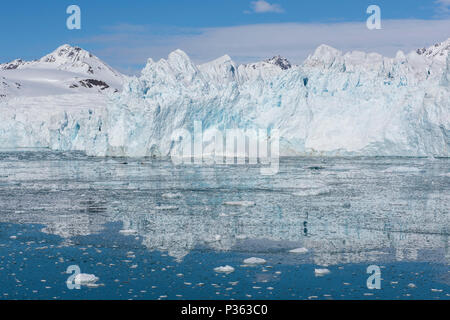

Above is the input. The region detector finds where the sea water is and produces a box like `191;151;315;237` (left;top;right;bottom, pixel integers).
0;151;448;299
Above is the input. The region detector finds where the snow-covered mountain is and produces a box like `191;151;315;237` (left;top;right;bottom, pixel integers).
0;40;449;158
0;44;124;98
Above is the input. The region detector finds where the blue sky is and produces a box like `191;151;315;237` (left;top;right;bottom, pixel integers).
1;0;449;73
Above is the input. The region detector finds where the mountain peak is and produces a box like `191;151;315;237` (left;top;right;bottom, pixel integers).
264;55;292;70
40;44;93;64
416;38;450;60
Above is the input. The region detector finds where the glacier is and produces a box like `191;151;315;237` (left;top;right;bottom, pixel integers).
0;40;449;157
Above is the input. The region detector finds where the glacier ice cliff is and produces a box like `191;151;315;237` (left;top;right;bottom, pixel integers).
0;40;449;157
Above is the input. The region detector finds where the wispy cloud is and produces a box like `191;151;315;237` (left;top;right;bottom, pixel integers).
73;19;450;75
246;1;284;14
435;0;450;15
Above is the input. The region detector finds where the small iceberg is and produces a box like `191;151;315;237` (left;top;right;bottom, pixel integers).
314;268;331;276
289;247;308;254
162;193;182;199
74;273;99;286
214;265;235;273
243;257;266;265
223;201;256;207
119;229;138;235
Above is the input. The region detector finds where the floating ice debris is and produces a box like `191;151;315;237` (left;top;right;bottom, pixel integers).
314;268;331;276
119;229;137;235
155;205;179;211
74;273;99;286
243;257;266;265
162;193;182;199
292;188;330;197
214;265;235;273
431;289;443;292
9;236;17;239
408;283;416;288
289;247;309;254
223;201;256;207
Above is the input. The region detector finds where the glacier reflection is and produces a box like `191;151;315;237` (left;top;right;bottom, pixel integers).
0;151;448;265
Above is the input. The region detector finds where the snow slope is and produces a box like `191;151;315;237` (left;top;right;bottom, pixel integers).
0;44;124;98
0;40;449;157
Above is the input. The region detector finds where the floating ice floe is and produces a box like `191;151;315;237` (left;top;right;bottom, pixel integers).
289;247;309;254
314;268;331;276
223;201;256;207
119;229;138;235
162;193;182;199
74;273;99;286
214;265;235;273
243;257;266;265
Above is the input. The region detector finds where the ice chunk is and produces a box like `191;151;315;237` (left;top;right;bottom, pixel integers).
289;247;309;254
119;229;137;235
214;265;235;273
162;193;182;199
223;201;256;207
314;268;331;276
74;273;99;285
243;257;266;265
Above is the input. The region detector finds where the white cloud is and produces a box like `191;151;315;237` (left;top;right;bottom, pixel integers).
248;0;284;14
74;19;450;74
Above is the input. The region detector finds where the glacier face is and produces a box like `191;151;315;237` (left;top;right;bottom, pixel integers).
0;41;449;157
